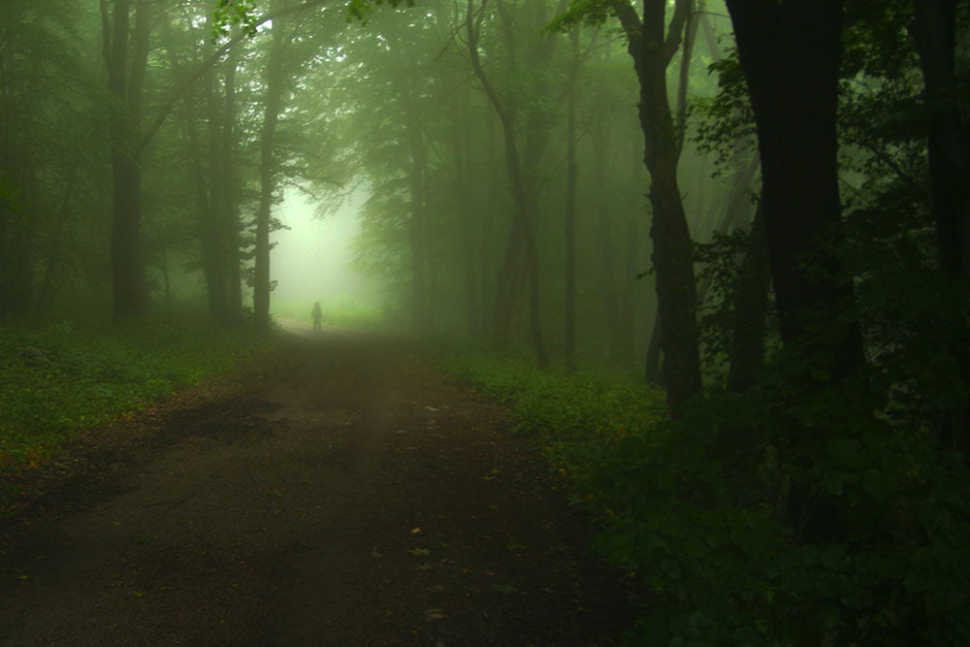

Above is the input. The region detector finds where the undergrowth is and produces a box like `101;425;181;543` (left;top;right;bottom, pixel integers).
442;352;667;489
0;316;266;473
443;351;970;647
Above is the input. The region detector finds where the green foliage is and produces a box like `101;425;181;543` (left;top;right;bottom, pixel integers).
444;350;970;646
346;0;415;23
0;316;265;473
212;0;259;39
443;352;667;487
545;0;614;33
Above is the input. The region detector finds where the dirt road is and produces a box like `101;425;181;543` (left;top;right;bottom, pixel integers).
0;328;630;646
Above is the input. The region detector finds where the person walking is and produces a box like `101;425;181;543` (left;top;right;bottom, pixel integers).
311;301;323;332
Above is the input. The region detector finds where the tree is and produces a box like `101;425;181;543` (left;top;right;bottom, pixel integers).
253;0;289;331
465;0;560;368
101;0;152;320
722;1;864;383
555;0;701;413
909;0;970;456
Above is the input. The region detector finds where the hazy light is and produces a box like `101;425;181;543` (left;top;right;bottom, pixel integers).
267;187;381;319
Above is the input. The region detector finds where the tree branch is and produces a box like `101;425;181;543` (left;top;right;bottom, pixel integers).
136;0;328;157
663;0;690;64
608;0;642;69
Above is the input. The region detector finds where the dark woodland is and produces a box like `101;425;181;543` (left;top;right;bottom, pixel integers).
1;1;968;645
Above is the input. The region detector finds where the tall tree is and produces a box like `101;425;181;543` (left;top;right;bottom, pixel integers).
101;0;152;320
465;0;556;368
723;1;864;382
909;0;970;455
563;26;582;372
613;0;701;414
253;0;289;331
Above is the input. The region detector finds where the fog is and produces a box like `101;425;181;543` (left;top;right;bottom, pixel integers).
269;187;381;322
3;1;969;644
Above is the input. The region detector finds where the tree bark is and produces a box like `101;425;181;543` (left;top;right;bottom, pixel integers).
909;0;970;456
564;27;580;371
726;202;770;392
204;31;230;323
613;0;701;415
723;0;863;383
222;36;243;321
465;0;549;367
254;0;287;332
102;0;151;321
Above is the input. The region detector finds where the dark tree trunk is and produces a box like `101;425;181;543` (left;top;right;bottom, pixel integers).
615;0;701;414
645;314;662;384
403;87;431;333
408;208;428;331
563;27;580;372
725;0;865;548
618;215;638;364
724;0;863;383
0;157;36;319
253;1;286;332
453;108;480;338
480;113;498;338
911;0;969;278
727;202;770;392
35;171;78;316
204;41;230;323
909;0;970;457
102;0;151;321
466;0;549;367
222;38;243;321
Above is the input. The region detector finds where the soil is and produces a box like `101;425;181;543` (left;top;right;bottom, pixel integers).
0;325;633;646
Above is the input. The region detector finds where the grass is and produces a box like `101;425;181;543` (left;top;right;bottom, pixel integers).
440;350;668;498
0;315;267;473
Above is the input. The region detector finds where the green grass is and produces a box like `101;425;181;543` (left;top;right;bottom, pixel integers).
440;351;668;495
0;316;267;471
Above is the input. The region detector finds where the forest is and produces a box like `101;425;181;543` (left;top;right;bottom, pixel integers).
1;0;969;645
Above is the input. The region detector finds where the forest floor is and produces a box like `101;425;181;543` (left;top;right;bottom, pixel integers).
0;323;632;646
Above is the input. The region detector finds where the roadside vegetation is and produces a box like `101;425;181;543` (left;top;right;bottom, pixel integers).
445;350;970;646
0;312;266;475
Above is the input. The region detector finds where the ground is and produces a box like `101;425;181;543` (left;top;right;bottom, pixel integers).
0;325;632;646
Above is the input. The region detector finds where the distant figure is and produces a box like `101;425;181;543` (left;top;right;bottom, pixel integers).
311;301;323;332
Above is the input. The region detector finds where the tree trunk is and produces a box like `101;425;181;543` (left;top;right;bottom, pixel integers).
453;107;480;338
910;0;970;457
403;89;431;333
726;202;770;392
645;313;662;384
222;37;243;321
617;0;701;414
35;171;78;315
204;35;230;323
724;0;863;383
465;0;549;367
253;1;287;332
102;0;151;321
563;27;580;372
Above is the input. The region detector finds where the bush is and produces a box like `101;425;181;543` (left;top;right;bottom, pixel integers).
444;351;970;647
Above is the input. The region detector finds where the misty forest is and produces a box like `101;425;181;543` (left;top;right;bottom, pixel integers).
1;0;969;645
